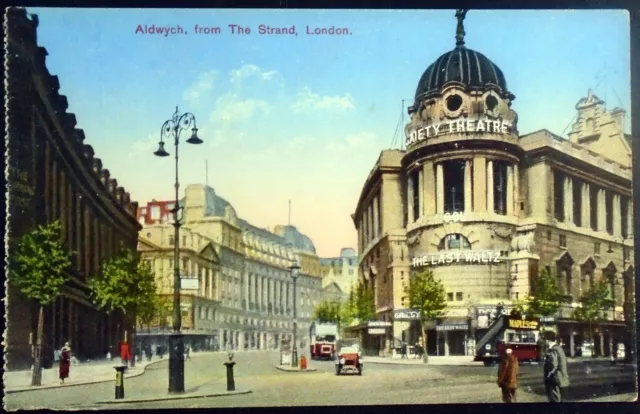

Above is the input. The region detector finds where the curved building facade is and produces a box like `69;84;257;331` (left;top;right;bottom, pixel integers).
353;14;634;358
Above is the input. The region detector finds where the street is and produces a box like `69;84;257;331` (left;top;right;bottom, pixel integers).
5;351;636;410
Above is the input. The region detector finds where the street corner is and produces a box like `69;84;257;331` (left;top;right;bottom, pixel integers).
95;389;252;404
272;365;318;372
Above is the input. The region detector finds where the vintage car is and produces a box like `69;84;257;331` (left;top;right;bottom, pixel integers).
335;344;363;376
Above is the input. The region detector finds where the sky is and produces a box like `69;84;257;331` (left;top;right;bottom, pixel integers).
27;8;631;258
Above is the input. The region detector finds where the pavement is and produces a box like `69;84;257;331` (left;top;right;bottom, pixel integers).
362;355;632;366
273;364;318;372
3;351;213;393
95;388;252;404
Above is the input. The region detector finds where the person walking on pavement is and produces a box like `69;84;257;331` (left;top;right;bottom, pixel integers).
497;347;519;403
400;342;408;359
59;342;71;384
185;343;191;360
543;331;570;402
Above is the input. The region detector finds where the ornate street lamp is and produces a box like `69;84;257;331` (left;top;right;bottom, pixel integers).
153;106;202;393
289;257;301;367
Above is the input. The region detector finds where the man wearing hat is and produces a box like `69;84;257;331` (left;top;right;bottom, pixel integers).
543;331;570;402
497;347;519;403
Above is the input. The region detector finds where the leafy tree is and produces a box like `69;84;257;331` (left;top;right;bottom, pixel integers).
515;267;562;320
88;249;157;365
313;300;339;323
354;281;376;323
574;276;610;354
404;269;447;363
9;220;73;386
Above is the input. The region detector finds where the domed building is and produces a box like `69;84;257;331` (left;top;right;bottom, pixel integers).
352;11;634;359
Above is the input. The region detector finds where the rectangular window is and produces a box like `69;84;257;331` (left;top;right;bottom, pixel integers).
553;170;565;221
547;231;552;241
594;242;601;255
493;161;508;215
559;234;567;248
621;195;629;238
456;292;463;301
572;178;582;226
605;191;613;234
447;292;454;301
150;205;161;220
444;160;466;213
590;185;599;231
412;170;420;220
624;247;630;261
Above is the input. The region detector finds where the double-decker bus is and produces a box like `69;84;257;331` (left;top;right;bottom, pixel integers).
474;315;540;366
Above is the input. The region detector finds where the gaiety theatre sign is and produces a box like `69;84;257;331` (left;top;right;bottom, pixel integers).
411;250;502;268
406;118;513;147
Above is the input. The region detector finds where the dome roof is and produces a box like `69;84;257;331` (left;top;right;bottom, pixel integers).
413;46;512;103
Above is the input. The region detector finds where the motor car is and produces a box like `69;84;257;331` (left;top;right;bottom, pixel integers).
335;345;362;376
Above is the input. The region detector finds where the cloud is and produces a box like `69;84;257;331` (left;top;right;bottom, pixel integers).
230;64;279;85
183;70;218;103
292;87;356;113
209;93;270;125
324;131;378;152
128;132;160;158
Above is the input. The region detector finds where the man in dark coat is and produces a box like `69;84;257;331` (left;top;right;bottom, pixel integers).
497;348;519;403
543;331;570;402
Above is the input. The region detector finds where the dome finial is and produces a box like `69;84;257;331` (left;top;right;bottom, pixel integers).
455;9;468;47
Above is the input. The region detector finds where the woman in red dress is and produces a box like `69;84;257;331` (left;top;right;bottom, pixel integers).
59;342;71;384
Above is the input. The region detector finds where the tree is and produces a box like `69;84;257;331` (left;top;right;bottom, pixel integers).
514;267;562;320
404;269;447;363
354;281;376;323
9;220;73;386
88;249;157;366
574;276;610;356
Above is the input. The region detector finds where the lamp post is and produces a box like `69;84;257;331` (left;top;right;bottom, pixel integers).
153;106;202;393
289;258;300;367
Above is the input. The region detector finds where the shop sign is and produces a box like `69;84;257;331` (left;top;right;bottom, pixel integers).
406;118;514;147
180;277;200;290
368;328;386;335
435;324;468;331
507;317;540;330
367;321;392;328
540;316;555;323
393;309;421;321
411;250;502;267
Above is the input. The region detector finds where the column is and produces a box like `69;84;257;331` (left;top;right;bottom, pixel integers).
436;163;444;214
363;208;369;245
564;176;574;224
407;175;415;223
513;163;519;216
275;279;280;314
613;194;622;236
464;160;472;213
599;334;604;356
627;199;633;238
581;182;591;228
597;189;606;232
473;157;487;211
373;196;380;238
486;160;494;213
506;164;513;216
423;161;436;215
418;169;424;218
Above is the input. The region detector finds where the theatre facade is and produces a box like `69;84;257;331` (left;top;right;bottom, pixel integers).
353;17;634;358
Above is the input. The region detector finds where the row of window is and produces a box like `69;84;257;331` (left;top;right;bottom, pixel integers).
553;170;630;237
360;194;383;250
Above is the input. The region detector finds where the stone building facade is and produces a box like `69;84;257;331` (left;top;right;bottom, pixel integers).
353;18;634;358
6;8;141;370
320;247;359;301
136;184;324;351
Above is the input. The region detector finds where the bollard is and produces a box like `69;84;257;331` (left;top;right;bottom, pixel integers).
300;355;307;370
223;353;236;391
114;365;127;399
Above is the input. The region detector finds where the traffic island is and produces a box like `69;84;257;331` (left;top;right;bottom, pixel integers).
273;365;317;372
95;388;252;404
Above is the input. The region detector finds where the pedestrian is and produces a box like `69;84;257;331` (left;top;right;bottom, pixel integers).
185;343;191;360
414;342;423;360
59;342;71;384
537;334;547;364
401;342;408;359
497;348;519;403
542;331;570;403
53;348;61;364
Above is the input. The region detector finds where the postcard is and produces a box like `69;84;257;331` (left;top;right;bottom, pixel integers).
3;7;636;409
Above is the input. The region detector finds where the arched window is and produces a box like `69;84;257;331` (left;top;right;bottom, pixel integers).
438;233;471;251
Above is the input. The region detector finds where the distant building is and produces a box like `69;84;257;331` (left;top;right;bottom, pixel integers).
320;248;359;302
352;15;633;358
137;184;324;351
5;8;141;370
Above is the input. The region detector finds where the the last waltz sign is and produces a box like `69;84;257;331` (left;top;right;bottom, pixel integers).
411;250;502;268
